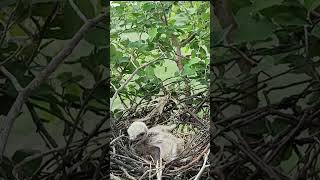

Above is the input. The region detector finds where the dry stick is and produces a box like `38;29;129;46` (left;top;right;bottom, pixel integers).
0;11;108;157
13;134;108;174
120;166;137;180
110;57;164;108
266;111;308;163
168;144;210;174
224;134;282;180
93;145;109;180
194;149;210;180
111;174;122;180
26;103;58;148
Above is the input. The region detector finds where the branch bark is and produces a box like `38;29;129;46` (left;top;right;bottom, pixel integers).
0;11;108;157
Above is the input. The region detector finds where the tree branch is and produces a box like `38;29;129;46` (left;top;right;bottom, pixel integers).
110;57;164;109
180;32;197;47
0;11;108;157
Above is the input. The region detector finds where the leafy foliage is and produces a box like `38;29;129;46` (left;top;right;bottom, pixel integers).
111;1;209;112
213;0;320;179
0;0;109;179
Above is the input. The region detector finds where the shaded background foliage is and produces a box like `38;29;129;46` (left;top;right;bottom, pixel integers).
212;0;320;179
0;0;109;179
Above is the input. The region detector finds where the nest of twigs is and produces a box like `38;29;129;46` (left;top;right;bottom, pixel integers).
110;95;209;179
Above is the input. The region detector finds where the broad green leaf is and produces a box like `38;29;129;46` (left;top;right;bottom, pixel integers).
251;55;275;73
280;151;299;173
273;13;306;26
43;0;94;39
270;118;289;136
85;28;107;46
230;0;252;13
307;91;320;105
188;57;201;66
303;0;320;11
149;28;158;41
9;24;25;36
57;72;73;82
32;100;57;123
31;2;56;17
311;24;320;39
12;149;42;177
173;14;188;26
88;99;106;110
65;82;82;98
234;20;276;43
252;0;284;12
0;156;14;179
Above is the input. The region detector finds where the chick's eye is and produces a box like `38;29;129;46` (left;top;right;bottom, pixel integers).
137;133;145;137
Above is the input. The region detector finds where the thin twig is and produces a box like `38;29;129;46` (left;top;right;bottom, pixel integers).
120;166;137;180
68;0;88;23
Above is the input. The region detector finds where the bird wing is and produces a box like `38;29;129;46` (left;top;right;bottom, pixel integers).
147;132;163;144
149;124;176;133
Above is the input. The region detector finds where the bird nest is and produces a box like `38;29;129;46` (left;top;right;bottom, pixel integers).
110;95;210;179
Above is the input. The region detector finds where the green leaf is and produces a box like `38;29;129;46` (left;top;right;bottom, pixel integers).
50;103;63;117
230;0;252;13
311;24;320;39
234;7;276;43
261;5;307;26
173;14;188;26
270;118;289;136
142;3;154;11
65;82;82;98
43;0;94;39
32;100;57;123
272;145;294;166
280;150;299;173
88;99;105;110
307;91;320;105
149;28;158;41
12;149;42;177
57;72;73;82
85;28;107;46
234;20;276;43
275;54;305;67
273;13;306;26
303;0;320;11
182;64;196;76
188;57;201;66
252;0;284;12
31;2;56;17
251;55;275;73
0;156;14;179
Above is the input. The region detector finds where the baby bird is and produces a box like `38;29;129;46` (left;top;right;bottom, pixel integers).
127;121;184;162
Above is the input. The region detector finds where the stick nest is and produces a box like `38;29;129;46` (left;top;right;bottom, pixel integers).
110;95;209;179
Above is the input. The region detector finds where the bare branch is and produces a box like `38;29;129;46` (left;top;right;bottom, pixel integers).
194;149;210;180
